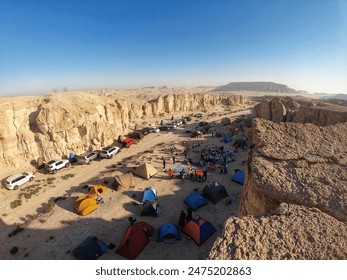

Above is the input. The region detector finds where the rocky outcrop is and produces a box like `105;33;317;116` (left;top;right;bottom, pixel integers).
240;119;347;222
253;96;347;126
209;203;347;260
0;92;247;167
209;119;347;260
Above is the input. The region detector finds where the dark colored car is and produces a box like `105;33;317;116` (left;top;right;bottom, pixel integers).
128;132;144;140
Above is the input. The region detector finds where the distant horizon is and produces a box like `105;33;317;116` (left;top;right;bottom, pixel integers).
1;80;346;99
1;1;346;97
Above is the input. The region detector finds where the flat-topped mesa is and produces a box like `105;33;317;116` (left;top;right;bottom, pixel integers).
253;96;347;126
240;118;347;222
0;92;248;167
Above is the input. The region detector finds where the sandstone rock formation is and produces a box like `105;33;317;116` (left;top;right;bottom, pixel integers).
209;118;347;260
209;203;347;260
240;118;347;222
0;91;247;167
253;96;347;126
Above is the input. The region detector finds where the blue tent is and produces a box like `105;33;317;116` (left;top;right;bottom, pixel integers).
182;216;216;246
142;188;157;203
232;171;245;185
184;191;208;210
158;223;181;243
223;135;232;143
73;236;107;260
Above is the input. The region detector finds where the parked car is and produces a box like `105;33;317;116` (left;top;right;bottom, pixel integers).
164;123;176;129
149;127;160;133
122;137;136;148
45;159;70;174
5;172;35;190
128;131;144;140
99;146;120;159
194;113;204;118
139;128;150;135
77;151;98;164
173;120;183;126
159;126;172;131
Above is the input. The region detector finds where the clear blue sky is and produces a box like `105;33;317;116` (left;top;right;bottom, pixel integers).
1;0;346;96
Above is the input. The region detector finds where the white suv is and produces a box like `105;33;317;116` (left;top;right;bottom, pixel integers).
5;172;35;190
99;146;120;159
77;151;98;164
45;159;70;174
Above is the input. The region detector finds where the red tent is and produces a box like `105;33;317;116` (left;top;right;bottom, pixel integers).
182;216;216;246
116;221;155;259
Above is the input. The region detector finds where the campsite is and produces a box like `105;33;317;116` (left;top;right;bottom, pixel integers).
0;109;249;260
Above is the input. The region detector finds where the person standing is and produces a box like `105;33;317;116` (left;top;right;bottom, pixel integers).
172;155;176;164
186;208;193;223
179;210;186;228
163;158;166;170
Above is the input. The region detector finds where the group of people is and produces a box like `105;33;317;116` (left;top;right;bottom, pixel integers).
179;208;193;228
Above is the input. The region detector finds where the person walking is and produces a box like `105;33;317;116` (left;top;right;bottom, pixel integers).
163;158;166;170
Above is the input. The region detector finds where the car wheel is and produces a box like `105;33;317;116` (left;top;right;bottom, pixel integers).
109;154;113;159
53;170;57;174
65;163;70;168
29;177;34;181
14;186;18;190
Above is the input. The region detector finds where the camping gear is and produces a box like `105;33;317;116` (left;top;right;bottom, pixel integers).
232;170;245;185
142;188;158;203
202;182;228;204
140;200;161;216
75;194;99;216
222;135;232;143
184;191;208;211
75;185;107;216
113;172;135;190
158;223;181;243
73;236;107;260
182;216;216;246
134;163;158;180
89;185;107;197
69;153;77;163
116;221;155;259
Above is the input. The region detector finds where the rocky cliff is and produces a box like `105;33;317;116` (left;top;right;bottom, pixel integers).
240;119;347;221
209;118;347;259
253;96;347;125
0;92;247;167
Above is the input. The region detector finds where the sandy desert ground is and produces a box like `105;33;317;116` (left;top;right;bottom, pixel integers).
0;108;251;260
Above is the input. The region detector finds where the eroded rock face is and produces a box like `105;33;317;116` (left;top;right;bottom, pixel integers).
253;97;347;125
209;203;347;260
0;92;247;167
239;119;347;222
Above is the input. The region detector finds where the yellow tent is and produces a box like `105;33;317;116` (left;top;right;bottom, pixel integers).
134;163;158;180
74;185;107;216
89;185;107;197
